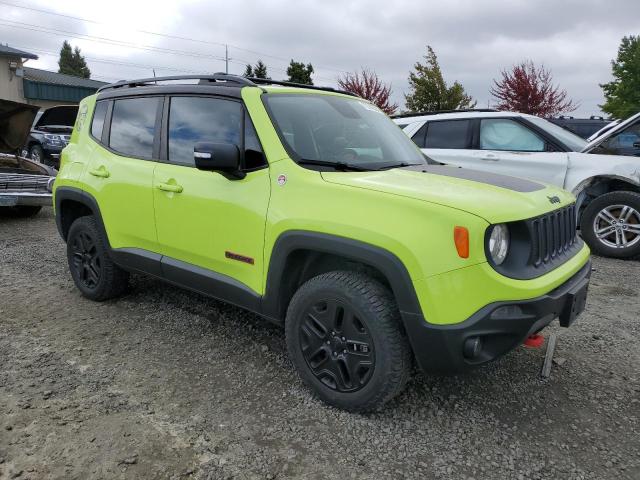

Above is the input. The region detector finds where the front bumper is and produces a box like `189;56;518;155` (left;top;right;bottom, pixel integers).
0;192;53;207
403;260;592;373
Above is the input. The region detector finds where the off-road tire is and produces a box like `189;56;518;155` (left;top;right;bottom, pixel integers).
67;216;129;301
580;191;640;259
285;271;412;412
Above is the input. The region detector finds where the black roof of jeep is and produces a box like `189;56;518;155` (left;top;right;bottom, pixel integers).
96;73;356;101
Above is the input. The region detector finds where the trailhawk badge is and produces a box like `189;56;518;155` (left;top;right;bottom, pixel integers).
548;195;561;204
277;174;287;186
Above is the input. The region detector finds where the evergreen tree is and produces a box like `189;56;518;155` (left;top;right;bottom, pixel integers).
405;46;475;112
600;35;640;119
58;41;91;78
253;60;269;79
286;60;314;85
243;64;253;77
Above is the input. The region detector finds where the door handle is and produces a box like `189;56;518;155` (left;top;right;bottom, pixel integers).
156;182;183;193
88;166;110;178
481;153;499;161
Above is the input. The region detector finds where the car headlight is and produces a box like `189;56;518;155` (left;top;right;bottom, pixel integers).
488;224;510;265
44;134;62;144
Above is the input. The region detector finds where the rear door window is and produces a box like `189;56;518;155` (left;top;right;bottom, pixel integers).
109;97;160;159
424;120;470;149
480;119;545;151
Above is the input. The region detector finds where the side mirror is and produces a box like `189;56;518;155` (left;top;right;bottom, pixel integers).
194;142;245;179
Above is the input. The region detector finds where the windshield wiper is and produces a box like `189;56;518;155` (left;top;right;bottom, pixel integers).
374;162;423;170
297;159;374;172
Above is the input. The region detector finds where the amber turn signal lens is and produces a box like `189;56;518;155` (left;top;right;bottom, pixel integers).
454;226;469;258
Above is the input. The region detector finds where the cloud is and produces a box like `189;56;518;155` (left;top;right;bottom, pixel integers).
3;0;638;116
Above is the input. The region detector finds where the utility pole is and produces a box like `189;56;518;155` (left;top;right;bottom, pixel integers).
225;44;229;74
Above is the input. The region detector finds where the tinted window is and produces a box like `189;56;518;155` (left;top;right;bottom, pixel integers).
109;97;159;159
244;111;267;170
595;120;640;156
480;119;545;151
168;97;242;166
425;120;470;149
91;101;108;141
411;123;428;148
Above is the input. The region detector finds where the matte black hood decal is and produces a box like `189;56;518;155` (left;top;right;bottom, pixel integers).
403;165;545;193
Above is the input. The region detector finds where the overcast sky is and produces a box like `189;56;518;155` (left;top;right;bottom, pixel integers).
2;0;638;116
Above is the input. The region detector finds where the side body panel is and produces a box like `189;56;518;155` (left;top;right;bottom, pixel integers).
152;163;271;295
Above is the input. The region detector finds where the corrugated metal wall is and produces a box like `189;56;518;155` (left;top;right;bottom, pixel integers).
23;80;97;103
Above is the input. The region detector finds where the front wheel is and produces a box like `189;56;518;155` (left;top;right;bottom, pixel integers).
29;144;44;163
285;271;412;412
580;191;640;258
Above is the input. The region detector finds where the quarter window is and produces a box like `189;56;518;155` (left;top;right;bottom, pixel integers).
90;101;108;141
411;123;428;148
424;120;470;149
480;119;545;151
109;97;159;159
168;97;242;166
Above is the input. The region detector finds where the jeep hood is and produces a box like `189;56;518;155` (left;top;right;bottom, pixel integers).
0;99;39;154
321;165;575;224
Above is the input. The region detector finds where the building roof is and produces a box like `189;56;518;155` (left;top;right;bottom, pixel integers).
23;67;107;89
0;44;39;60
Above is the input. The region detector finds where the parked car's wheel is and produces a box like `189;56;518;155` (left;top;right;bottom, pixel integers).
580;191;640;258
29;145;44;163
0;206;42;217
67;216;129;301
285;271;412;412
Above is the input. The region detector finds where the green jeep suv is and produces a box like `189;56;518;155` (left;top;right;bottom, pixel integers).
53;74;591;411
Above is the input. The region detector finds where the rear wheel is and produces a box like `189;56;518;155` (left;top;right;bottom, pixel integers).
580;191;640;258
285;271;411;412
67;216;129;300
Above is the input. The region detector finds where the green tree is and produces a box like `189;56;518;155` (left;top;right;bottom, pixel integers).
243;64;253;77
57;41;91;78
600;35;640;119
404;46;475;112
286;60;314;85
253;60;269;79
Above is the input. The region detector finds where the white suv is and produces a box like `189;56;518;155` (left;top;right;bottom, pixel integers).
395;110;640;258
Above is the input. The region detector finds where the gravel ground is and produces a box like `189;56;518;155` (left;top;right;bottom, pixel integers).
1;208;638;480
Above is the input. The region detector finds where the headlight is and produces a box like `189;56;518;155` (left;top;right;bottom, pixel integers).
43;134;62;144
488;224;510;265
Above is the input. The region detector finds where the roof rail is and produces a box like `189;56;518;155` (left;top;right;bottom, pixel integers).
391;108;498;119
97;73;357;97
246;77;357;97
97;73;255;92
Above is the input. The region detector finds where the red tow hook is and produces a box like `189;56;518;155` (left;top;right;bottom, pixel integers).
523;333;545;348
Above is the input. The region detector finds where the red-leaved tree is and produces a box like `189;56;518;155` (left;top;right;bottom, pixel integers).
338;69;398;115
490;61;578;116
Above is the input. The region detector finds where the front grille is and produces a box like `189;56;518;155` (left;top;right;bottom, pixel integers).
528;204;578;267
0;173;52;193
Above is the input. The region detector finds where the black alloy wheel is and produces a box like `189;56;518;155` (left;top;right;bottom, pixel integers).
70;230;102;289
299;298;375;392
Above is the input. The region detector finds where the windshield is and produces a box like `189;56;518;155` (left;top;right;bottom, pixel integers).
526;116;587;152
263;93;426;169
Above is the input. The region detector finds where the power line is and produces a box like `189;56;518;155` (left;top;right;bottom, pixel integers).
0;19;339;83
0;0;349;74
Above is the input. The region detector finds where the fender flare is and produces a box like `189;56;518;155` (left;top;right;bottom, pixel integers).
261;230;423;321
54;186;110;246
